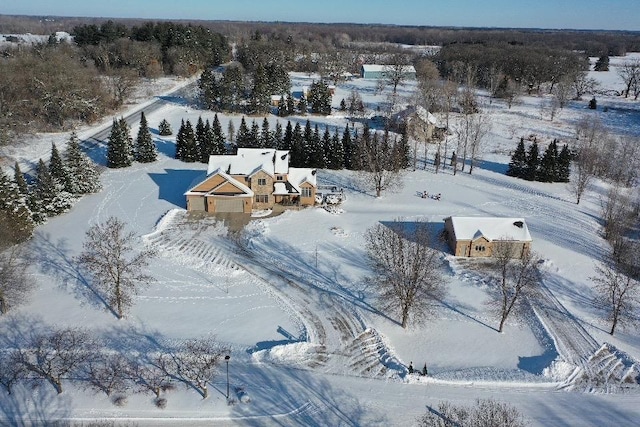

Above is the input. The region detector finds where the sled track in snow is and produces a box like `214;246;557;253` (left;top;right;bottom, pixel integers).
143;210;238;273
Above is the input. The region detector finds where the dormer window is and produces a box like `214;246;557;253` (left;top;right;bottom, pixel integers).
276;176;284;181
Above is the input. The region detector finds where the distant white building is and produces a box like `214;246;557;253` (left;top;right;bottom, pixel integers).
360;64;416;80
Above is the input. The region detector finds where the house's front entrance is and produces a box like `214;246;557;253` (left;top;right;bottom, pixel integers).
215;199;244;213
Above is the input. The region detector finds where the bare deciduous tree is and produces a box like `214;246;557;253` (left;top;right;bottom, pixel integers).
0;350;25;394
489;246;541;333
77;217;156;319
355;130;406;197
16;327;95;394
0;246;31;315
618;60;640;99
169;338;226;399
418;398;528;427
591;242;640;335
132;354;175;400
365;218;446;328
82;351;134;397
453;106;491;174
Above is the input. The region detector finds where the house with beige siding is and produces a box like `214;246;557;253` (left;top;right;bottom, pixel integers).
443;216;532;258
185;148;317;213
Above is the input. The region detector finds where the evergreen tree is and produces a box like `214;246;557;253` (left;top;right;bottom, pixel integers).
198;119;214;163
31;159;73;220
250;63;270;115
49;143;73;193
227;120;235;143
250;120;260;148
340;98;347;111
286;92;295;116
397;130;411;169
180;120;199;162
524;140;539;181
282;121;293;151
175;119;186;160
135;112;157;163
198;68;220;110
506;137;528;179
302;120;314;167
158;119;172;136
290;122;304;167
107;118;133;168
298;94;308;115
195;116;206;156
235;117;251;148
594;55;609;72
64;132;101;194
308;81;332;115
274;121;283;149
0;166;34;245
211;114;226;155
342;124;354;170
260;118;272;148
538;140;558;182
328;127;345;169
319;127;331;169
278;96;288;117
13;162;29;197
557;143;571;183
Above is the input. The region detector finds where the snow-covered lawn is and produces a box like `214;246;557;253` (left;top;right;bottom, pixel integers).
1;54;640;426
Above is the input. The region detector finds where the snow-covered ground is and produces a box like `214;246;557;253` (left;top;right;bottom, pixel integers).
1;54;640;426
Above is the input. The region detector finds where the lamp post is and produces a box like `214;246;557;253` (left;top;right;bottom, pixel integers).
225;354;230;399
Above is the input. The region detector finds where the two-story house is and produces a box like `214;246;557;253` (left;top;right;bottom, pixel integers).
184;148;317;213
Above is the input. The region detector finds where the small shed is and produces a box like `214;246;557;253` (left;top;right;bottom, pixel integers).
443;216;532;258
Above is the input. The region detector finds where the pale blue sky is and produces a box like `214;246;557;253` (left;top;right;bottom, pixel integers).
2;0;638;31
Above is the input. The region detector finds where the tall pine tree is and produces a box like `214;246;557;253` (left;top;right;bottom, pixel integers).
342;124;354;170
211;114;226;155
538;140;558;182
31;159;73;221
180;120;199;162
0;166;34;245
135;112;157;163
13;162;29;196
64;132;101;194
557;143;571;183
524;140;539;181
274;121;283;149
49;143;73;193
290;122;304;167
235;117;251;148
506;137;528;179
175;119;186;160
107;118;133;168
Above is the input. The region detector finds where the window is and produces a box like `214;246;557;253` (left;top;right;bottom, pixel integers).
276;176;284;181
256;195;268;203
258;178;267;186
301;187;312;198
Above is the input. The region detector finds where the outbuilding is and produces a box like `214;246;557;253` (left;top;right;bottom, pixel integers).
443;216;532;258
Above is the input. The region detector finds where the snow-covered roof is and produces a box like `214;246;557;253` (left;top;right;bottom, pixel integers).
287;167;317;193
184;168;254;197
361;64;416;74
207;149;289;177
446;217;532;242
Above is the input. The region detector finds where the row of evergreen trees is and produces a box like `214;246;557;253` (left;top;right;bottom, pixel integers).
1;133;102;245
106;112;158;168
173;114;410;172
506;138;571;183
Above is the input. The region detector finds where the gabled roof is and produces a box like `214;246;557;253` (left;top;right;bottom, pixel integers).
207;148;290;177
287;168;317;193
445;217;532;242
361;64;416;74
184;169;254;197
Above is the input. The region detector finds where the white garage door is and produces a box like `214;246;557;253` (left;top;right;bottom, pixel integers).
215;198;244;213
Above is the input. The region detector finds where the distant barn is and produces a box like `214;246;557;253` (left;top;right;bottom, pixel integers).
443;216;532;258
360;64;416;80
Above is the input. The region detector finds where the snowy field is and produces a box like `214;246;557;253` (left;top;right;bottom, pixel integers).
1;53;640;426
